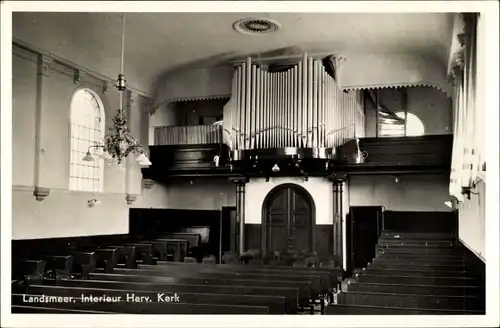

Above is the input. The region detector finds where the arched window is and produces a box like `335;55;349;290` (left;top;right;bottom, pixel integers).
69;89;105;192
398;112;425;136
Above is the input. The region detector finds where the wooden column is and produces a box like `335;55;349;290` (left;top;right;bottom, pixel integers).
33;55;53;201
329;174;345;269
232;177;248;255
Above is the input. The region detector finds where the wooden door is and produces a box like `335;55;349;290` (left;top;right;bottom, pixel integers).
264;186;313;253
348;206;382;272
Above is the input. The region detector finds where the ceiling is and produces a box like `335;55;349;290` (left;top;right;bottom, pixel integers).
13;12;454;95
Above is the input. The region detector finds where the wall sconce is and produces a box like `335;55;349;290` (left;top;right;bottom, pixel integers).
272;164;280;172
88;198;101;208
213;155;220;167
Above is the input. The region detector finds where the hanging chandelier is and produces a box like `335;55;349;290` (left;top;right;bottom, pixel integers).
82;13;151;167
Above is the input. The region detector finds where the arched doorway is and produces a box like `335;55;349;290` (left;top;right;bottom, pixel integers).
261;184;315;254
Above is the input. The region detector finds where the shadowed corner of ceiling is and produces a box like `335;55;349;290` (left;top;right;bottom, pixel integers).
151;52;239;99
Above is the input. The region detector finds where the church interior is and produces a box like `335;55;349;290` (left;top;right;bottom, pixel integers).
6;10;490;316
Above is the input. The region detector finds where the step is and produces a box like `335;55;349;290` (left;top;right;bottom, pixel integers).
338;291;480;310
324;303;481;315
368;263;466;272
377;240;455;247
346;282;483;297
381;232;454;240
356;274;479;286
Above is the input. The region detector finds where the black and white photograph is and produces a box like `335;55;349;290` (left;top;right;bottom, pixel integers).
1;1;498;327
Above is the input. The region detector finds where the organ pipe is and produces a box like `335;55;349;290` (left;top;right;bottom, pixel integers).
221;54;365;151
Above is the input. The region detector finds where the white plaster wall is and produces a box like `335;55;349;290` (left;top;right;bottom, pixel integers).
458;181;486;260
349;174;452;211
245;177;332;225
11;45;169;240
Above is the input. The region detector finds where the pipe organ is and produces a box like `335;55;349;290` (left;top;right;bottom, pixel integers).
222;53;365;152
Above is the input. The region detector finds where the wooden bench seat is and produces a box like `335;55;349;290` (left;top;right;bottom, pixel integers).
136;263;330;295
89;272;312;308
71;248;118;273
12;293;269;314
109;267;321;300
338;291;481;310
23;284;287;314
153;260;341;290
57;278;299;313
356;273;480;286
347;282;483;297
324;303;482;315
364;268;469;277
373;257;465;266
160;233;201;248
12;305;116;314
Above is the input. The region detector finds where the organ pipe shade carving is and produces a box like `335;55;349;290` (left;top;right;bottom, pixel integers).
222;53;365;151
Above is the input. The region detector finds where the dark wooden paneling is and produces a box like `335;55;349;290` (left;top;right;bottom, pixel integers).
245;224;331;261
337;135;453;174
142;144;231;179
458;240;486;312
383;211;457;233
245;224;262;251
129;208;222;261
314;225;333;262
11;234;129;279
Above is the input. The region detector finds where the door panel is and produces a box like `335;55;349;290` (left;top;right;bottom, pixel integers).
265;186;313;254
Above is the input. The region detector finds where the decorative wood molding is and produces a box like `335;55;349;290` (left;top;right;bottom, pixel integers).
230;176;249;185
33;187;50;201
328;173;347;183
143;178;155;189
125;194;138;205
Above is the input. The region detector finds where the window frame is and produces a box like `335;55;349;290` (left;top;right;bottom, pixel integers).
68;88;106;193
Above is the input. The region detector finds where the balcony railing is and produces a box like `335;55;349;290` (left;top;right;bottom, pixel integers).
154;125;222;146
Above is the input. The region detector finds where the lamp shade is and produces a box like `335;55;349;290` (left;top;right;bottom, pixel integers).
136;153;148;163
139;158;152;166
82;151;95;162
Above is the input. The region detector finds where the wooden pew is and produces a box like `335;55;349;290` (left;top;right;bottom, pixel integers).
356;273;480;286
23;284;287;314
152;239;185;262
12;293;269;314
364;268;468;277
63;251;97;277
12;305;116;314
57;277;299;314
74;248;118;273
124;243;154;264
109;267;321;301
89;272;312;310
324;304;482;315
107;245;137;269
338;291;482;310
160;233;201;248
347;282;482;297
44;255;74;274
143;262;334;294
